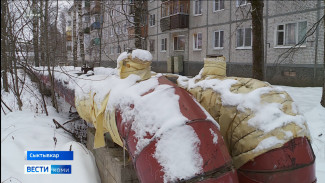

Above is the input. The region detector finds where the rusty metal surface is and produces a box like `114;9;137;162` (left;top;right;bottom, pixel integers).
238;137;316;183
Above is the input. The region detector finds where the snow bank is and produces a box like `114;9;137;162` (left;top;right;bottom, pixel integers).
1;70;100;183
1;111;100;183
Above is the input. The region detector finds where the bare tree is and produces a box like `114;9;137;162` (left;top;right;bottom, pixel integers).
251;0;264;80
1;0;9;92
32;0;39;67
78;1;85;65
73;1;78;67
60;12;67;62
321;1;325;108
44;0;59;112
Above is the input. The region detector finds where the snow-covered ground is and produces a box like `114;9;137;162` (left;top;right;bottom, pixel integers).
1;68;324;182
280;86;325;182
1;70;100;183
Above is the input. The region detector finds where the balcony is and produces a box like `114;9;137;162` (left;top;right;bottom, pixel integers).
84;27;90;34
90;1;101;14
66;30;72;41
160;0;189;32
127;26;148;39
90;22;101;30
92;38;100;46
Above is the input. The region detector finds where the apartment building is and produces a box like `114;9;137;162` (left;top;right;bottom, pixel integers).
66;1;92;65
147;0;324;86
66;0;324;86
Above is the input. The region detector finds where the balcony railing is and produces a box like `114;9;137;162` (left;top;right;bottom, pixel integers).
90;2;101;14
127;26;148;39
160;0;189;32
92;38;100;45
90;22;101;30
84;27;90;34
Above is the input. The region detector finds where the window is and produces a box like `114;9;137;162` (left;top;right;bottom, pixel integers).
110;27;114;37
276;21;307;46
149;40;155;52
161;2;170;17
237;28;252;48
174;36;185;51
214;0;224;11
161;38;167;51
123;23;127;34
236;0;249;7
110;46;114;55
117;46;121;54
84;15;90;23
214;30;224;48
194;0;202;15
123;44;127;52
111;9;115;17
149;14;155;26
115;26;121;35
117;6;122;16
193;33;202;50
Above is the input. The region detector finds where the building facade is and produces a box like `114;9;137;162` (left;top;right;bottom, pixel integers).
66;0;324;86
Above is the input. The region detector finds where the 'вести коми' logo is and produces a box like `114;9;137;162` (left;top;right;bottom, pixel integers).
24;165;71;174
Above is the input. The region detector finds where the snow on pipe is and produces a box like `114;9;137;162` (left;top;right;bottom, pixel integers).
177;56;316;183
114;76;239;183
34;50;239;182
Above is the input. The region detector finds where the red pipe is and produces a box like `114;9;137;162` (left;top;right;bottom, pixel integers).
115;76;239;183
238;137;316;183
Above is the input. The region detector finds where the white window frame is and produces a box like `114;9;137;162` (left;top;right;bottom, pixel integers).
149;14;156;27
110;27;114;37
115;26;120;35
110;46;114;55
123;23;127;34
213;0;225;12
193;0;202;16
117;46;121;54
236;27;252;49
174;35;185;51
193;32;202;50
274;21;307;48
149;39;155;52
236;0;250;7
161;38;167;52
214;30;224;49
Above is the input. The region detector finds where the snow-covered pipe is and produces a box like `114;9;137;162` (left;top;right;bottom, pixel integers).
33;50;240;182
114;76;238;183
178;56;316;183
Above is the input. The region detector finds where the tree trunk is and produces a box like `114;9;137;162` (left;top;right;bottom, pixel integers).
1;0;9;92
321;1;325;108
99;0;104;66
134;2;142;49
251;0;264;81
40;0;45;66
73;1;78;67
32;0;39;67
78;1;85;65
45;0;58;112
